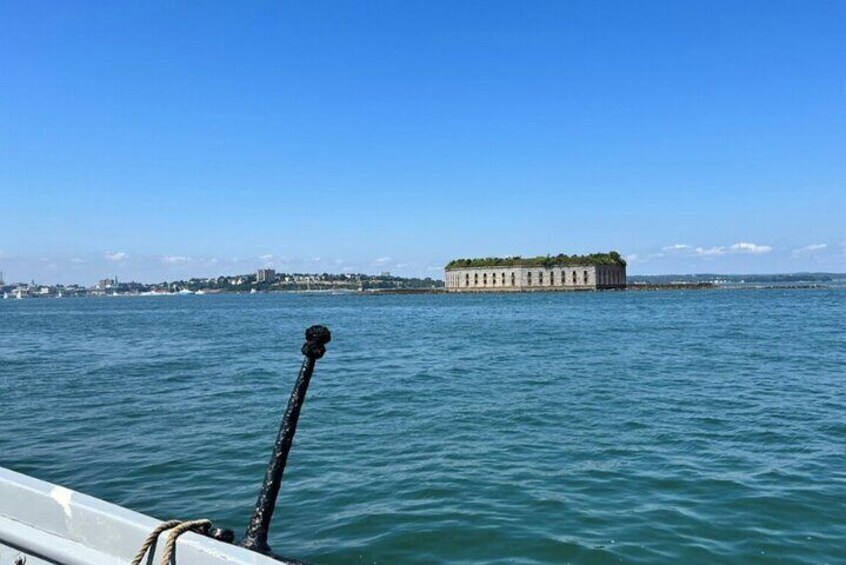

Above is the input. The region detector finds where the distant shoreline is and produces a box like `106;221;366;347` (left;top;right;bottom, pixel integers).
369;283;835;295
626;283;829;291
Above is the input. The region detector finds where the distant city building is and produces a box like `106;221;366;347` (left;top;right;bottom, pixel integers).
257;268;276;283
98;278;116;289
380;271;391;277
445;252;627;292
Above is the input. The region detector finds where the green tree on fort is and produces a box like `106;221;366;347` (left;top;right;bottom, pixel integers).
445;251;626;269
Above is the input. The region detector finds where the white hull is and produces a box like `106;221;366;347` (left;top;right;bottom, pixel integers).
0;467;288;564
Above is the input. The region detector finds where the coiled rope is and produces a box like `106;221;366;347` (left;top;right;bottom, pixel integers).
130;519;212;565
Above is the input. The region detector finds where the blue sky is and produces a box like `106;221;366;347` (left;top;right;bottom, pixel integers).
1;1;844;284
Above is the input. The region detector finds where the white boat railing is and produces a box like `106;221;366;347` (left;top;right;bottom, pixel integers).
0;466;283;565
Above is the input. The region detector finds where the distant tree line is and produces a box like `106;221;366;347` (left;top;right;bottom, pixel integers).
445;251;626;269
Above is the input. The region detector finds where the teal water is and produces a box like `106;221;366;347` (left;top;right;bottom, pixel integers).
1;290;844;564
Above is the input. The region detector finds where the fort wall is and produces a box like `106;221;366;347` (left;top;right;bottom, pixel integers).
445;264;626;292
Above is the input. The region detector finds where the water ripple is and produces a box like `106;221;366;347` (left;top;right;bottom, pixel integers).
1;289;845;563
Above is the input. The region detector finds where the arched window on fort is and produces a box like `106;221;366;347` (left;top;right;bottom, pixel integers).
572;271;577;285
483;273;487;286
527;272;532;286
584;270;589;285
502;272;506;286
474;273;478;286
538;272;543;285
511;272;515;286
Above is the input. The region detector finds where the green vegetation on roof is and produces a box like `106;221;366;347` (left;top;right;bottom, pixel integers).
445;251;626;269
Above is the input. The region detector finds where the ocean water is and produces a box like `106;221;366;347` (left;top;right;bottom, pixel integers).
1;290;844;564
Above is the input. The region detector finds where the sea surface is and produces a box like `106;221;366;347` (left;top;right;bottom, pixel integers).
1;290;844;564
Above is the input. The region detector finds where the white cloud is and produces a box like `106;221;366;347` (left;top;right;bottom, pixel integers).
792;243;826;257
659;242;771;257
660;243;725;257
259;253;274;261
162;255;189;264
69;257;85;264
730;242;772;254
373;256;392;265
662;244;691;252
694;246;726;257
105;251;129;261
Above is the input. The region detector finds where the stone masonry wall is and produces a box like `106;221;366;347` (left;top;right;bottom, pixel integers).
445;264;626;292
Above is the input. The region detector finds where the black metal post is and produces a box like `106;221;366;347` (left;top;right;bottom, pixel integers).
240;325;331;556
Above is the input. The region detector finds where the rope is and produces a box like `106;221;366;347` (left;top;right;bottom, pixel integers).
130;520;181;565
161;520;212;565
131;519;212;565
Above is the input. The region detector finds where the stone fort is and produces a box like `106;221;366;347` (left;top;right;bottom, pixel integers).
445;252;626;292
